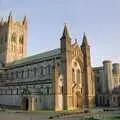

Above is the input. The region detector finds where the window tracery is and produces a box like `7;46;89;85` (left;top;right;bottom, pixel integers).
72;59;82;86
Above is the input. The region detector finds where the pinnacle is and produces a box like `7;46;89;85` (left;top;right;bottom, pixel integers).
23;15;27;24
82;32;88;45
8;11;12;22
62;23;70;38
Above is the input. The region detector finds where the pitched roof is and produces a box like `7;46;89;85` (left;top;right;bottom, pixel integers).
7;48;60;67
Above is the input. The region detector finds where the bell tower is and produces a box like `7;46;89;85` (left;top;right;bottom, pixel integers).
0;11;27;64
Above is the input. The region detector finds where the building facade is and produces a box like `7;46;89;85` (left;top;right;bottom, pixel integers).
93;61;120;107
0;13;95;111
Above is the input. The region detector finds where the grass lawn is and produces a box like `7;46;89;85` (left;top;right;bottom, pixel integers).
101;116;120;120
83;116;120;120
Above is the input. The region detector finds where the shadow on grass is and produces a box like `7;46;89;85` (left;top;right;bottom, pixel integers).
84;117;100;120
102;116;120;120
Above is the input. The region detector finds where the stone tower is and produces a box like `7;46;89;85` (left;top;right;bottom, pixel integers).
81;33;95;108
103;61;113;93
0;12;27;64
60;24;72;110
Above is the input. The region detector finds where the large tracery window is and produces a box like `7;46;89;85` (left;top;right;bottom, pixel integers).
72;60;82;86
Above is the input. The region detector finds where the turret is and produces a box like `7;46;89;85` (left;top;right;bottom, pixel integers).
81;33;94;108
60;24;72;110
8;11;12;24
103;60;113;93
113;63;120;74
0;18;3;25
23;16;27;28
60;24;71;52
81;32;89;46
74;38;78;44
81;33;91;66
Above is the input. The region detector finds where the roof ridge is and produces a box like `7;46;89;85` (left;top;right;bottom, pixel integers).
7;48;60;67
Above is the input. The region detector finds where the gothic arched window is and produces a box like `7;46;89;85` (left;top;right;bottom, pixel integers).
47;87;49;95
11;72;14;80
40;66;43;76
11;32;17;52
72;69;75;82
19;35;24;44
11;33;16;42
21;70;24;78
77;69;80;84
16;71;18;78
72;59;82;86
19;35;24;54
47;65;51;75
34;67;37;77
27;69;30;78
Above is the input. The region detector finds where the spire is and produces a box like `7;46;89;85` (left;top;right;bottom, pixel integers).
23;15;27;25
8;11;12;23
0;17;3;24
61;23;70;39
82;32;89;46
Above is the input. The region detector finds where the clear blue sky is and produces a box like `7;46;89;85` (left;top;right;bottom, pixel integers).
0;0;120;67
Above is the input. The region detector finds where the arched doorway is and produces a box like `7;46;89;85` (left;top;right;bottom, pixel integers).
76;91;83;109
20;88;31;111
25;98;29;110
22;97;29;110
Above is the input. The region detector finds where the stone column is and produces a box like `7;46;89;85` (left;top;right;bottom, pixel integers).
52;63;63;111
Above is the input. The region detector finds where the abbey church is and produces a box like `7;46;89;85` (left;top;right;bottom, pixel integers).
0;13;95;111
